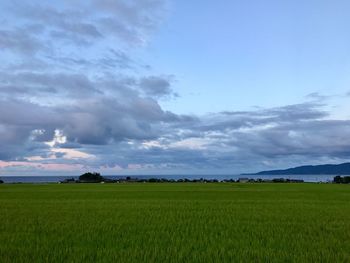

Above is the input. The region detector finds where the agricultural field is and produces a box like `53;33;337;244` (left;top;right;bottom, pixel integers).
0;183;349;262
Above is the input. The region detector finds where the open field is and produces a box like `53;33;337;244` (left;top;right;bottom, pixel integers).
0;183;349;262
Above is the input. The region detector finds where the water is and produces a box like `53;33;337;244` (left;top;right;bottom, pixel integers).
0;174;336;183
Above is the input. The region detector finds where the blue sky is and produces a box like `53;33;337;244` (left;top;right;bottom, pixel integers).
150;0;350;114
0;0;350;176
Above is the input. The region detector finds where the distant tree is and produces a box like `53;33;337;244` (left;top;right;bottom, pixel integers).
334;175;342;183
272;178;285;183
148;178;159;183
0;179;3;184
333;175;350;184
79;172;104;182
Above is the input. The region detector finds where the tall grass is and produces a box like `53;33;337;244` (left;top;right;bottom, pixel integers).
0;183;349;262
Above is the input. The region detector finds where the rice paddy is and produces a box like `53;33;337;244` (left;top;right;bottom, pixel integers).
0;183;349;262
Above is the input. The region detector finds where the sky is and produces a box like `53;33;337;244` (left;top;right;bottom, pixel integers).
1;0;350;176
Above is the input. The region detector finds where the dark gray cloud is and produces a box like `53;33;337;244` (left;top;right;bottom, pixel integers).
4;0;166;48
0;28;43;54
0;70;184;161
173;102;328;135
0;70;178;100
1;90;350;173
45;49;136;71
0;71;100;98
139;75;175;97
88;102;350;169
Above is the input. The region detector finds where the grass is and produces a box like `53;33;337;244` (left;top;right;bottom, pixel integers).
0;183;349;262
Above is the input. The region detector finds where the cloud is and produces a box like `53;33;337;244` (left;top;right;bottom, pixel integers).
1;1;350;175
1;94;350;174
0;28;43;54
92;0;166;43
139;75;175;98
4;0;167;49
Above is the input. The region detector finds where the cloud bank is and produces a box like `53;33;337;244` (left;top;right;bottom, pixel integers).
0;0;349;175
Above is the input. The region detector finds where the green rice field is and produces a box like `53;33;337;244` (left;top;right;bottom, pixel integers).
0;183;349;262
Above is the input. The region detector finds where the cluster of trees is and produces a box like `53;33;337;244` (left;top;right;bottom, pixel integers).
333;176;350;184
0;179;3;184
61;174;306;184
79;172;104;182
271;178;304;183
61;172;106;183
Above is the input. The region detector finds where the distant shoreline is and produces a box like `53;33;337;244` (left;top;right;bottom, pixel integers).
0;174;336;184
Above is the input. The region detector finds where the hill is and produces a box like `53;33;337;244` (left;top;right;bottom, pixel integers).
246;162;350;175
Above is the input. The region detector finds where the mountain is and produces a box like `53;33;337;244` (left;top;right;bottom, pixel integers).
246;163;350;175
